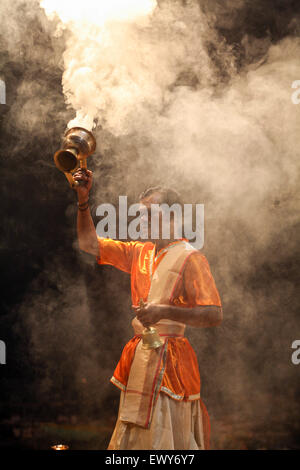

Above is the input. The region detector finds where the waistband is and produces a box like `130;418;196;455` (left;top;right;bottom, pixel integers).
132;316;186;337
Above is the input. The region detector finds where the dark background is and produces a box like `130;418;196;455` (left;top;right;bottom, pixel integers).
0;0;299;449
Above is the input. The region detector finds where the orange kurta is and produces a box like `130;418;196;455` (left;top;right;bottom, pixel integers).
96;237;221;403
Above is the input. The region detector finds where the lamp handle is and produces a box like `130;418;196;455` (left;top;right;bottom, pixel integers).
64;158;88;188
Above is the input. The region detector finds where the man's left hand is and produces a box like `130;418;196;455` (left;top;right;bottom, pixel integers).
132;302;168;328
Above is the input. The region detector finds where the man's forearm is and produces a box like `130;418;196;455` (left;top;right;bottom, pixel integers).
164;304;223;328
73;169;99;257
77;204;99;256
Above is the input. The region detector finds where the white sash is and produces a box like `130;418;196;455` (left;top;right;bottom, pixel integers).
120;240;197;428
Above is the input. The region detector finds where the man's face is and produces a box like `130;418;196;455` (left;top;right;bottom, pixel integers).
139;191;164;243
139;191;178;243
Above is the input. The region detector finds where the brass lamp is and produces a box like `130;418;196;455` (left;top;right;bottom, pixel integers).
54;127;96;188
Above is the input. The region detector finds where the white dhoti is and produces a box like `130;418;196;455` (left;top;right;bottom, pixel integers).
108;390;205;450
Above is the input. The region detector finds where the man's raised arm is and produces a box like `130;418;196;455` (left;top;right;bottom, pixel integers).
74;168;99;257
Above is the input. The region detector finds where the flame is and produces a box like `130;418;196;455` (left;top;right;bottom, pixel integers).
40;0;157;26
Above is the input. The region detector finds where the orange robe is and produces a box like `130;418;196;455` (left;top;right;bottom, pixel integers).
96;237;221;449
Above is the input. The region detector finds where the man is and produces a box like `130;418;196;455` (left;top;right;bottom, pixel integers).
74;168;222;450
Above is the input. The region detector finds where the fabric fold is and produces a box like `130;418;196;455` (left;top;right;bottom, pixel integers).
120;339;168;428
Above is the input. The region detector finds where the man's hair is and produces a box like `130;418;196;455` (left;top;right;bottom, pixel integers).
139;185;182;207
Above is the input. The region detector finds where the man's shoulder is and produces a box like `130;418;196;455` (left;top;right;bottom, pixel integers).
128;240;154;256
129;240;153;248
98;237;148;247
184;248;209;269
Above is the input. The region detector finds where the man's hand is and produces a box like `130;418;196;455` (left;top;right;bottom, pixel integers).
73;168;93;201
133;303;223;328
132;302;168;328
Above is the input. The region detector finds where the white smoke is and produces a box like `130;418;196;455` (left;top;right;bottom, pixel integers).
40;0;300;265
152;36;300;240
40;0;222;133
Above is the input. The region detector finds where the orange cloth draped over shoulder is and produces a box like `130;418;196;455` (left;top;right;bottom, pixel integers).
96;237;221;450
